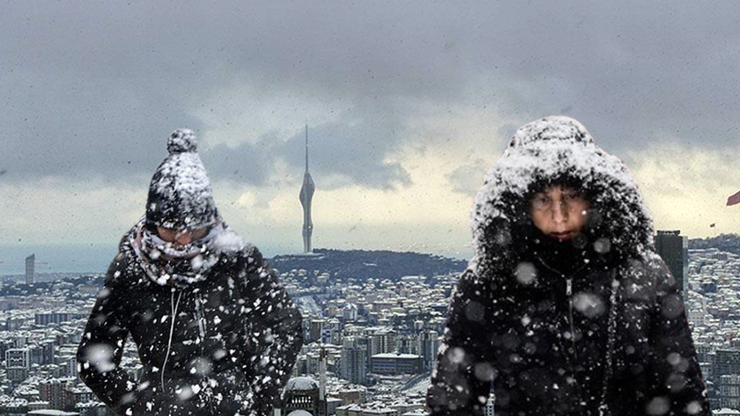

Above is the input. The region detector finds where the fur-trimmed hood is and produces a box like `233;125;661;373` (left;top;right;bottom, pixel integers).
469;116;653;271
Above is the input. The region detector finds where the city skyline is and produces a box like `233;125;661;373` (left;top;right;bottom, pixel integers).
0;239;736;413
3;2;740;274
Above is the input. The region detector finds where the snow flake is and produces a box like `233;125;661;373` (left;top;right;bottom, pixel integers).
685;401;702;415
593;237;611;254
83;343;117;373
474;362;494;381
666;352;682;366
465;301;485;322
176;385;195;401
646;396;670;415
573;292;605;318
516;262;537;285
447;347;466;364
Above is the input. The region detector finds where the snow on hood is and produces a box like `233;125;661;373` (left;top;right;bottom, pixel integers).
470;116;654;268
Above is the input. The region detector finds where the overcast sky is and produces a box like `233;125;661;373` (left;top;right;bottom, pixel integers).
2;1;740;273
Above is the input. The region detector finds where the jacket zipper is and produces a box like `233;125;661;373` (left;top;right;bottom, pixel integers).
194;293;216;413
196;293;207;339
536;257;583;363
566;278;578;361
535;257;588;413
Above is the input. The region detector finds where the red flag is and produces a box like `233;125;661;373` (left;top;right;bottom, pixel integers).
729;190;740;206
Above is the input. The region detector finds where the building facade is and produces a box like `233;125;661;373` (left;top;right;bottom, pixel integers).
341;337;368;385
370;353;422;375
25;254;35;285
655;230;688;294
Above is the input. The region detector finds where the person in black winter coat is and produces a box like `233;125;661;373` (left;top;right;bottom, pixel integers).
77;129;303;416
427;117;709;416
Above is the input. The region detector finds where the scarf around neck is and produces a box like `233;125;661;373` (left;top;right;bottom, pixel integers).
130;219;225;288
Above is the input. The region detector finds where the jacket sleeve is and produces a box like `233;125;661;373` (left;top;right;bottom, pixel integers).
644;255;710;416
238;246;304;416
77;252;138;415
427;269;494;416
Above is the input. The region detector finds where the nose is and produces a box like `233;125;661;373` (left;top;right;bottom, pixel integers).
551;200;568;224
175;233;193;245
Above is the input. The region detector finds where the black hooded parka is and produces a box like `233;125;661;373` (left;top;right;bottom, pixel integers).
426;117;709;416
77;225;303;416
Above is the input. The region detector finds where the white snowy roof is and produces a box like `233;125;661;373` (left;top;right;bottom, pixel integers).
372;353;420;359
714;409;740;416
285;376;319;391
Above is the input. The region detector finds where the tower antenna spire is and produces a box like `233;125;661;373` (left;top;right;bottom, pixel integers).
305;122;309;173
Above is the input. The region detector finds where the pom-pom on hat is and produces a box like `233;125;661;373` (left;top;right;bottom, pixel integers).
145;129;218;230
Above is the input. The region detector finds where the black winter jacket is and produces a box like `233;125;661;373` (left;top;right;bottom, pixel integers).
427;117;709;416
77;226;303;416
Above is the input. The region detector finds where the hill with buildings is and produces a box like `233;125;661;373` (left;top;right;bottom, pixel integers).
270;248;468;283
690;233;740;255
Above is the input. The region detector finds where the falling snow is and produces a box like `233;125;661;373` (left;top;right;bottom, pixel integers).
77;221;302;415
427;117;709;416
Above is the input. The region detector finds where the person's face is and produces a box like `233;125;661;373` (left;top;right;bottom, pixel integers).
156;226;210;246
529;185;590;241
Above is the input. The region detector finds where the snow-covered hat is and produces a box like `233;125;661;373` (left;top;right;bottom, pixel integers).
145;129;218;230
470;116;654;265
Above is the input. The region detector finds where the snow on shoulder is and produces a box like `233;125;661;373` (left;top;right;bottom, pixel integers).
211;226;247;254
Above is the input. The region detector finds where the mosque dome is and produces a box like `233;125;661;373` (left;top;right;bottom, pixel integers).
286;411;315;416
285;376;319;392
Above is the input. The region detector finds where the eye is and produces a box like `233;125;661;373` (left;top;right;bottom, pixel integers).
532;194;550;208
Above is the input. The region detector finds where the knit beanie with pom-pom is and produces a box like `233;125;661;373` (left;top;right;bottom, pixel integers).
145;129;218;230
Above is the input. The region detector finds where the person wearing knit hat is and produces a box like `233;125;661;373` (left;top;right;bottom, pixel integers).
77;129;303;416
427;117;709;416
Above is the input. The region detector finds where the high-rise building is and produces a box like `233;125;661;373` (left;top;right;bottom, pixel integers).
720;374;740;409
419;329;440;371
715;349;740;381
369;328;396;356
39;377;76;410
395;334;419;355
25;254;35;285
6;348;30;383
299;124;316;253
655;230;688;294
309;319;332;344
341;337;368;385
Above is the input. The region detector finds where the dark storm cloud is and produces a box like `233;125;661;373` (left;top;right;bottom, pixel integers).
2;1;740;188
203;104;412;190
279;109;412;190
